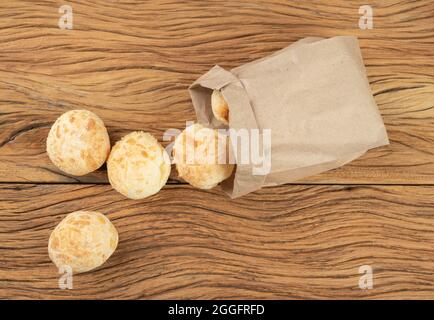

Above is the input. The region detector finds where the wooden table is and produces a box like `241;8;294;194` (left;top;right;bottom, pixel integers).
0;0;433;299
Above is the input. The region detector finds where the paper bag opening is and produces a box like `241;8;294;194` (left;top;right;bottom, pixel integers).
189;65;268;197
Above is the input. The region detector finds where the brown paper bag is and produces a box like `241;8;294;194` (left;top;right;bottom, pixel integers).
189;36;389;198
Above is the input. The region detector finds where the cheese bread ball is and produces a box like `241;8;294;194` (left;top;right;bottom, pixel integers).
211;90;229;125
173;124;234;189
48;211;118;274
46;110;111;176
107;131;171;199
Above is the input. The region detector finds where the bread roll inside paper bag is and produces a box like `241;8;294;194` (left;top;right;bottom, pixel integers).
189;36;389;198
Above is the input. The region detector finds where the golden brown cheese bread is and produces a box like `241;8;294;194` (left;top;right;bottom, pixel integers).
48;211;118;274
211;90;229;125
46;109;111;176
173;124;234;189
107;131;171;199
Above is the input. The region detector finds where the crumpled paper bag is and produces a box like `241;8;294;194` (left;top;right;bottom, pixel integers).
189;36;389;198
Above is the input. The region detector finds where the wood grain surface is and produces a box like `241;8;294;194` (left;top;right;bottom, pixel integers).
0;0;433;184
2;183;434;299
0;0;433;299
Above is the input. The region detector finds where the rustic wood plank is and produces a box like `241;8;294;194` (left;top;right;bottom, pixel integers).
1;183;434;299
0;0;433;183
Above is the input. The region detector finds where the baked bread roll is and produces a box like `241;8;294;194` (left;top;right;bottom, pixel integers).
107;131;171;199
173;124;234;189
46;109;111;176
48;211;118;274
211;90;229;125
